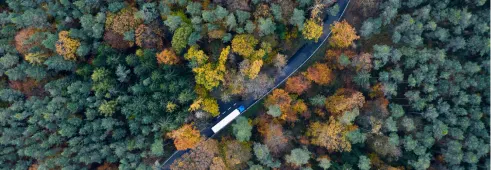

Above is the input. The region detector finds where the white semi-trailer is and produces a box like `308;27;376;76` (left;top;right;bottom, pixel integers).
211;105;245;133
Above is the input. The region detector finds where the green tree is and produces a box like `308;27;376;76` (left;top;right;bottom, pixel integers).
226;13;237;31
151;139;164;156
271;4;283;22
235;10;251;24
186;2;202;16
232;116;252;142
328;4;339;16
165;15;183;32
99;100;117;116
285;147;311;167
317;158;331;170
253;143;281;168
172;25;193;53
358;155;371;170
290;9;305;29
258;17;276;36
267;105;282;117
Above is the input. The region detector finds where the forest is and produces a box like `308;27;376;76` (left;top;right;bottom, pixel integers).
0;0;488;170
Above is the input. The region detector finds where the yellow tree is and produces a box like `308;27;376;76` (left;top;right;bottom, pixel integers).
56;31;80;60
25;52;49;65
167;124;202;150
216;46;230;73
193;64;223;90
191;46;230;90
329;20;360;48
306;117;352;152
325;88;365;116
231;34;258;57
184;45;209;66
202;97;219;116
247;60;263;79
302;19;323;42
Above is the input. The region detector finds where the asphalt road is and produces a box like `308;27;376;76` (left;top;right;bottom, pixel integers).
160;0;351;168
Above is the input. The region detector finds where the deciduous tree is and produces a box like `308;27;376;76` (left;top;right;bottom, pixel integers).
302;19;323;42
223;140;252;168
264;89;292;114
167;124;202;150
56;31;80;60
156;48;180;65
285;147;311;167
285;75;312;95
172;25;193;54
171;139;219;169
263;123;290;155
305;63;334;85
307;117;352;152
232;116;253;142
325;88;365;116
329;20;360;48
232;34;259;57
105;7;142;35
135;24;164;49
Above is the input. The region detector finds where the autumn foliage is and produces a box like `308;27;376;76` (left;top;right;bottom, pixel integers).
285;75;312;95
167;124;202;150
105;7;142;35
135;24;164;49
171;139;219;170
263;123;290;155
15;28;42;55
307;117;352;152
9;79;46;98
103;31;133;50
329;20;360;48
56;31;80;60
305;63;334;85
265;89;292;113
232;34;259;57
157;48;180;65
325;88;365;115
223;140;252;169
189;97;220;117
302;19;323;42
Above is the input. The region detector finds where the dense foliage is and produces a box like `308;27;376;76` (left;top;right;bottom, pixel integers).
0;0;488;169
0;0;338;169
175;0;490;170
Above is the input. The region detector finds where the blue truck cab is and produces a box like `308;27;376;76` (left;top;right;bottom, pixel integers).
237;105;245;113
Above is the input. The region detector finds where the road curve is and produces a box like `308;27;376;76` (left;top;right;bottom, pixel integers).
159;0;351;168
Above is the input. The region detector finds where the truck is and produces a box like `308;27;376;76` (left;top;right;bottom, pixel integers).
211;105;245;133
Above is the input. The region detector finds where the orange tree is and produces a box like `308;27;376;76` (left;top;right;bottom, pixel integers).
156;48;180;65
171;139;219;170
285;75;312;95
166;124;202;150
329;20;360;48
305;62;334;85
325;88;365;116
264;89;292;113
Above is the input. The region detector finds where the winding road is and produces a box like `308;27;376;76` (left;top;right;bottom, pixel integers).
160;0;351;168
